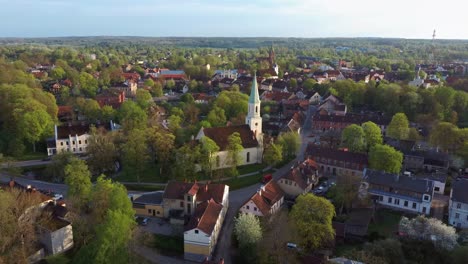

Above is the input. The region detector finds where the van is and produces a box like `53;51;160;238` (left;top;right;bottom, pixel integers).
262;174;272;184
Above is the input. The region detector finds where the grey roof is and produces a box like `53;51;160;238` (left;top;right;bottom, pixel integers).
415;172;448;183
451;179;468;204
133;191;163;205
365;169;433;194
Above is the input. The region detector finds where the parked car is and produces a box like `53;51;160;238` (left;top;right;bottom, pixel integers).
53;194;63;201
287;242;298;249
262;174;273;184
135;216;149;226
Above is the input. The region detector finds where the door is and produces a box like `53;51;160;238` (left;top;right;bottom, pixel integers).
153;210;155;216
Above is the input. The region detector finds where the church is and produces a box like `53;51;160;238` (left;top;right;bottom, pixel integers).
196;75;264;169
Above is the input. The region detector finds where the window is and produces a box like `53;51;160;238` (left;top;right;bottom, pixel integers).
246;152;250;162
157;211;160;215
423;195;430;201
148;209;152;214
72;141;75;145
79;140;82;144
379;196;383;201
412;202;417;209
79;147;82;151
254;207;257;211
195;230;199;234
60;142;63;146
434;187;440;192
180;201;184;208
457;203;461;209
404;201;408;207
455;213;460;219
187;195;191;202
66;141;69;145
394;199;400;205
85;140;88;144
255;106;258;113
73;148;75;152
388;197;392;203
246;205;250;210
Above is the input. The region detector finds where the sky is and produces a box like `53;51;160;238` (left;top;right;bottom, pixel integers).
1;0;468;39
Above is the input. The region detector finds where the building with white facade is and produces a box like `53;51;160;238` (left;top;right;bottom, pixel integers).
448;179;468;228
239;180;284;217
196;74;263;168
363;169;434;215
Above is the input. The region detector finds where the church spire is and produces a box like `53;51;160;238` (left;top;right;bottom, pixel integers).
249;73;260;104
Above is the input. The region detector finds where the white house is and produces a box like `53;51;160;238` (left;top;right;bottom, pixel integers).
47;122;117;156
309;92;321;105
239;181;284;217
196;74;263;168
363;169;434;215
448;179;468;228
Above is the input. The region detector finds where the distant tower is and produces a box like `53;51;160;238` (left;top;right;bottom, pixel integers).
430;29;437;64
246;74;262;139
268;44;275;67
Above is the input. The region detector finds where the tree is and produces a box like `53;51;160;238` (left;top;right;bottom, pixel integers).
122;129;149;183
147;127;175;175
135;89;153;109
86;127;118;175
387;113;410;140
118;101;147;132
199;136;220;178
290;194;335;250
226;132;244;176
430;122;460;152
50;66;66;80
290;78;298;89
172;143;200;181
16;108;53;152
165;79;175;89
263;143;283;167
399;215;458;251
100;105;116;123
79;72;99;97
167;114;182;133
341;124;366;152
369;144;403;174
144;79;154;88
45;151;76;183
234;213;262;249
151;81;163;97
64;157;92;205
207;106;227;127
362;121;383;150
303;79;316;91
277;132;301;160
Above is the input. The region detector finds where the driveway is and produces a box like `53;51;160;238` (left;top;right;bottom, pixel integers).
138;217;174;236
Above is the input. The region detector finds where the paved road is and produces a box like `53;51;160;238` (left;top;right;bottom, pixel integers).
213;105;316;263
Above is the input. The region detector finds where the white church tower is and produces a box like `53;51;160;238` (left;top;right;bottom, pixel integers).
246;74;262;140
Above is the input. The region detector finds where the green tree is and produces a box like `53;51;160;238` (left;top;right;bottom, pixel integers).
166;79;175;89
429;122;460;152
226;132;244;176
122;129;149;182
277;132;301;160
79;72;99;97
207;106;227;127
64;157;92;205
387;113;410;140
86;127;118;175
362;121;383;150
135;89;153;109
369;144;403;174
16;109;53;152
50;66;66;80
100;105;116;123
45;152;76;183
290;78;298;89
263;143;283;167
147;127;175;175
234;213;262;249
144;79;154;88
290;194;335;250
199;136;220;178
172;143;200;181
341;124;366;152
118;101;147;132
151;81;163;97
303;79;316;91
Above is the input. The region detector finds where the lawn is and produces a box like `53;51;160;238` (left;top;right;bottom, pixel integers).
151;234;184;256
237;163;267;175
15;152;47;161
368;209;404;238
114;164;167;183
221;173;262;190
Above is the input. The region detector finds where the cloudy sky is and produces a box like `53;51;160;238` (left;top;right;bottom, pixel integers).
1;0;467;39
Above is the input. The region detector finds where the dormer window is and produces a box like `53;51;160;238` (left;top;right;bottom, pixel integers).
195;230;199;234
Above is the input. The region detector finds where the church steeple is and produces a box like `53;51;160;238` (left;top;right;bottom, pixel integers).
246;74;262;139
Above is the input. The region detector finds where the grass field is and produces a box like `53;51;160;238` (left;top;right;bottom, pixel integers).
368;209;403;238
151;234;184;256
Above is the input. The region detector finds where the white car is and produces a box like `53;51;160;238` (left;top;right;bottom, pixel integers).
53;194;63;201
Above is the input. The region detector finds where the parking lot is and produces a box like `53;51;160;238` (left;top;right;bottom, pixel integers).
137;216;174;236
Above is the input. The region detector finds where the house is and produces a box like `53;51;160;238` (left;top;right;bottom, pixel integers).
365;70;385;83
309;92;321;104
239;180;284;217
160;181;228;262
317;95;347;116
363;169;434;215
38;203;74;255
162;182;229;219
413;172;447;195
277;158;320;198
312;112;390;134
46;121;117;156
196;75;264;168
184;199;225;262
448;179;468;228
306;144;368;177
112;80;138;97
96;88;126;109
132;191;164;218
158;70;187;81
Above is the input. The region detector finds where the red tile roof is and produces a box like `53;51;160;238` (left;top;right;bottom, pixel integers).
201;125;259;150
163;181;227;204
247;181;284;216
185;199;223;235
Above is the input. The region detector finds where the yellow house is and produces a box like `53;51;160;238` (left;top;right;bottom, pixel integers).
132;191;164;218
184;199;225;262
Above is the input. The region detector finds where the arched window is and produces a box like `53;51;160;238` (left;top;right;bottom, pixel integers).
255;106;258;113
246;152;250;162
